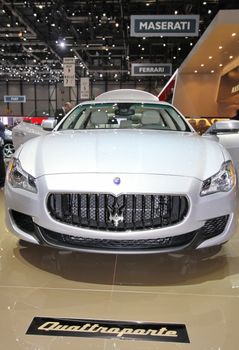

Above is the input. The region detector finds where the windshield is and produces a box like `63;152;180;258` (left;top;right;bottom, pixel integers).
57;102;191;132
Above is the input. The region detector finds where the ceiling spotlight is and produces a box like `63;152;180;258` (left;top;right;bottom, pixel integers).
219;64;223;67
211;70;214;73
194;70;198;73
209;56;212;59
218;46;223;49
174;11;178;14
146;3;150;6
163;43;166;47
200;63;204;67
208;9;211;14
232;33;236;37
7;23;10;27
229;55;233;59
173;56;176;59
115;22;119;27
190;42;193;46
59;41;65;48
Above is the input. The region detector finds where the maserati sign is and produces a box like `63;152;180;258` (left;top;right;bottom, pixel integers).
131;15;199;37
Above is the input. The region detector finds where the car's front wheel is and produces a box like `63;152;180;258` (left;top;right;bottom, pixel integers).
3;142;15;158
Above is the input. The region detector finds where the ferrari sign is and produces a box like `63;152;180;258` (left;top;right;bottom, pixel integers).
63;57;75;87
131;15;199;37
131;63;172;76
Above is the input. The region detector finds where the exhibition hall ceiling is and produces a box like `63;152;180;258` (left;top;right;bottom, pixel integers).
0;0;238;84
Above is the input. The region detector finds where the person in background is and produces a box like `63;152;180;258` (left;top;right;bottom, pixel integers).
0;121;6;189
55;101;73;124
231;109;239;120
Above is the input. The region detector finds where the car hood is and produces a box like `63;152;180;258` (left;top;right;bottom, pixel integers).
18;129;226;180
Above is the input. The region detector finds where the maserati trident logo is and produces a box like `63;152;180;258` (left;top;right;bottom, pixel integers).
108;210;124;227
108;196;125;227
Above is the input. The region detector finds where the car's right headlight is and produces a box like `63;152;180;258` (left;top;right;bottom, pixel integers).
7;158;37;193
200;160;236;196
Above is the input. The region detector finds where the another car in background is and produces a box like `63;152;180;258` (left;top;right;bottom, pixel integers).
5;89;238;254
23;110;52;125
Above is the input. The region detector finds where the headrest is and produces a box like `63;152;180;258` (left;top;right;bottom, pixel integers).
91;111;108;125
141;110;161;125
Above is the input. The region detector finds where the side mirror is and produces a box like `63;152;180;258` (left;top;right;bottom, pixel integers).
41;119;57;131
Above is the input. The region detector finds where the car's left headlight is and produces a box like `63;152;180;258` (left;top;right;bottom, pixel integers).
200;160;236;196
7;158;37;193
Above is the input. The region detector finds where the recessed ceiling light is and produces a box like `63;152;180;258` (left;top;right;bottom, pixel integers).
174;10;178;14
229;55;233;59
59;41;65;48
209;56;212;59
232;33;236;36
218;46;223;49
208;9;211;14
194;70;198;73
163;43;166;47
200;64;204;67
219;64;223;67
173;56;176;59
203;1;207;5
190;42;193;46
211;70;214;73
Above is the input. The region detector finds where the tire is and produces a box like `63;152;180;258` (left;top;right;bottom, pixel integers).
3;141;15;158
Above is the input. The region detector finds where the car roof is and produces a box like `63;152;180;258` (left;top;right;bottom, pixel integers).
80;89;172;107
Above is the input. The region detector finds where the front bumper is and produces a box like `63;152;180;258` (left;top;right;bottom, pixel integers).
4;173;238;254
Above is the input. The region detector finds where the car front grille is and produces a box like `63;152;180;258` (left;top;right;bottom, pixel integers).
36;215;229;251
47;193;189;231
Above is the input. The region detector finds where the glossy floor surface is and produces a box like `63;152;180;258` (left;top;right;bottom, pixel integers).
1;190;239;349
